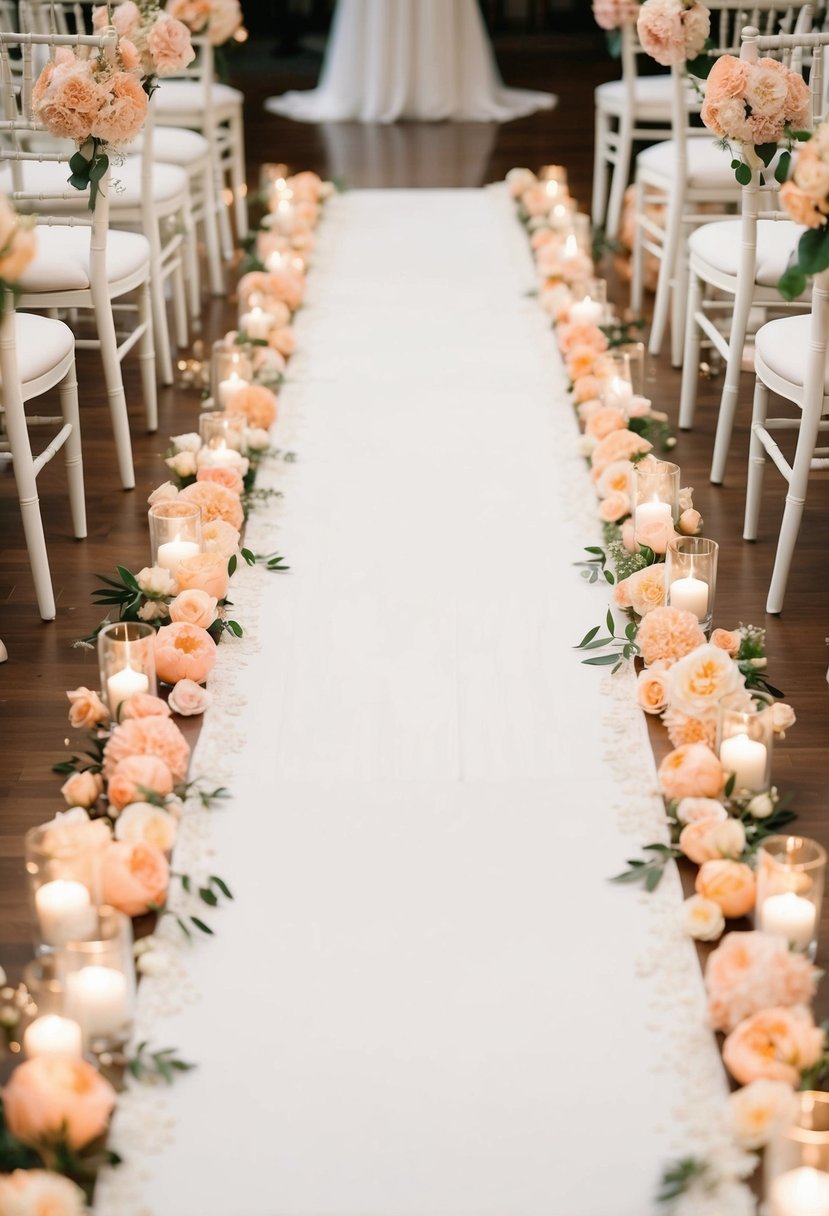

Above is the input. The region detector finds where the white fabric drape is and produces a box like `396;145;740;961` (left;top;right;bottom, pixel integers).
265;0;556;123
96;189;731;1216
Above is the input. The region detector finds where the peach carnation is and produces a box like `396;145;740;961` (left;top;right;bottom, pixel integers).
663;707;717;749
154;621;217;686
108;753;175;812
3;1056;116;1150
147;13;196;74
705;931;819;1032
696;858;756;918
659;741;725;800
723;1005;824;1086
636;606;706;666
102;838;170;917
179;479;244;530
225;383;278;431
103;715;190;780
91;71;148;146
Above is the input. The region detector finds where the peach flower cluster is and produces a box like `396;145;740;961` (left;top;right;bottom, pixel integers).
3;1055;116;1149
779;120;829;230
637;0;710;68
723;1005;824;1086
705;931;819;1032
33;45;148;148
701;54;810;148
592;0;640;30
154;620;217;685
0;1170;86;1216
0;192;36;287
167;0;244;47
103;714;190;780
93;1;195;79
636;605;706;666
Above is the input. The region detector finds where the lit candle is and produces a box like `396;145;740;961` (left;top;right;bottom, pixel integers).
156;533;199;574
106;661;150;714
35;880;94;948
65;966;131;1042
604;375;633;409
562;232;579;260
198;441;239;469
769;1166;829;1216
760;891;817;952
569;297;604;326
719;732;768;792
669;575;709;620
266;250;284;272
217;371;250;408
635;501;673;531
273;199;295;235
239;305;272;340
23;1014;83;1060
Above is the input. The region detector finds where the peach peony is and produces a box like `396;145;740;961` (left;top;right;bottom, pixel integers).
0;1169;86;1216
168;677;212;716
154;621;217;686
636;662;669;714
119;693;171;720
179;479;244;530
728;1079;799;1151
637;606;706;666
168;587;219;629
590;429;652;480
66;685;109;730
173;551;230;601
102;838;170;916
60;769;103;809
705;931;819;1032
103;715;190;780
197;464;245;497
3;1056;116;1149
679;815;745;865
663;643;745;718
108;752;175;811
148;13;196;74
225;383;278;431
696;858;756;918
659;742;725;800
723;1006;824;1086
202;519;241;559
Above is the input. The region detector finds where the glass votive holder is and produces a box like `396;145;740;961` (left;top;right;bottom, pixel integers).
212;340;252;405
148;501;202;574
57;907;136;1054
602;350;634;410
615;340;646;396
569;277;606;325
717;689;774;795
259;162;291;195
21;956;65;1018
97;621;158;720
569;212;592;255
25;820;109;950
766;1092;829;1214
198;409;245;453
548;195;578;231
757;836;826;957
665;537;718;635
632;459;680;546
18;958;82;1059
270;196;296;233
539;164;568;202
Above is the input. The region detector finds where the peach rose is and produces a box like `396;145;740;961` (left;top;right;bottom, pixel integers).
0;1170;86;1216
711;628;740;656
148;13;196;74
696;858;756;918
663;644;745;718
573;374;604;403
626;564;667;616
114;801;178;852
103;715;190;780
633;517;675;555
67;686;109;730
269;326;297;358
636;662;669;714
169;587;219;629
148;481;179;506
621;519;636;552
598;490;630;523
103;838;170;916
680;894;725;942
60;769;103;809
590;430;652;480
41;809;111;858
154;622;217;686
723;1006;824;1086
676;507;702;536
119;693;171;720
659;742;725;800
197;464;245;497
772;702;797;736
168;678;212;716
728;1079;799;1151
637;606;706;666
179;480;244;530
595;459;634;499
565;346;600;383
108;753;174;811
706;931;819;1032
202;519;241;559
3;1056;116;1149
226;383;278;431
174;551;230;600
586;406;627;442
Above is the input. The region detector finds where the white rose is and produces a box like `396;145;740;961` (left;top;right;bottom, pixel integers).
244;427;271;452
138;600;170;622
165;450;198;478
196;446;249;475
170;431;201;453
676;797;728;825
506;167;536;196
728;1080;799;1150
710;818;746;859
137;949;168;977
746;791;775;819
201;520;241;560
772;702;796;736
115;801;178;852
148;481;179;506
678;486;694;511
681;894;725;941
168;678;212;717
136;565;177;597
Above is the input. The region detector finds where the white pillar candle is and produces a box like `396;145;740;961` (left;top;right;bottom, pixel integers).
35;880;94;948
635;501;673;531
266;250;285;272
273;200;295;235
198;443;238;469
669;575;709;620
217;372;250;408
156;536;199;574
719;732;768;792
569;298;604;326
106;662;150;714
23;1014;83;1060
769;1166;829;1216
65;966;131;1042
760;891;817;952
239;306;272;339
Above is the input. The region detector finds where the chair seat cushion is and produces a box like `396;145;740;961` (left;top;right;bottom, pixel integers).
153;79;243;117
17;227;150;293
755;314;816;390
596;73;688;118
12;313;74;385
0;159;188;211
636;133;738;188
126;125;210;167
689;219;804;287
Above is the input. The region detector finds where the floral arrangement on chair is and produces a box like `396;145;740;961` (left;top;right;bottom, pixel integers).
93;0;196;85
636;0;710;68
592;0;640;32
166;0;245;47
0;191;37;297
700;53;811;185
776;118;829;298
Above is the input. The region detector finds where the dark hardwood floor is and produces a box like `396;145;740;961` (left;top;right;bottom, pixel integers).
2;30;828;1008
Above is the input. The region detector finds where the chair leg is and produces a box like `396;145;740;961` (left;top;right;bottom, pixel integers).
678;267;703;431
182;192;201;325
201;161;225;296
228;109;248;242
606;116;633;243
138;279;158;432
630;176;646;316
710;284;756;485
3;385;56;618
58;360;87;539
743;378;768;542
648;193;681;358
171;250;189;350
149;241;175;387
90;285;135;489
215;152;234;261
765;402;824;615
670;229;689;368
591;109;610;230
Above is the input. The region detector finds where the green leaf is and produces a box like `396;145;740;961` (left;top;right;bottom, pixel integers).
116;565;141;591
181;874;191;893
227;554;238;577
724;772;736;798
754;142;778;168
605;607;615;634
778;263;808;302
603;569;615;585
210;875;233;899
685;51;714;79
226;619;243;638
582;653;621;666
734;161;752;186
68;172;90;191
89;153;109;182
775;150;791;185
624;621;638;640
576;625;600;648
241;547;256;566
69;149;90;175
798;227;829;275
198;887;219;907
190;916;214;935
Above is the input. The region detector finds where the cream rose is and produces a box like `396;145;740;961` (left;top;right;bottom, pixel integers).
675;797;727;825
114;801;178;852
168;588;219;629
728;1079;799;1150
166;450;198;479
136;565;177;597
663;644;745;719
680;894;725;941
168;678;212;716
170;431;201;453
0;1169;86;1216
148;481;180;506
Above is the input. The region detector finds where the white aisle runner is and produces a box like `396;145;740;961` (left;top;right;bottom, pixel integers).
99;191;729;1216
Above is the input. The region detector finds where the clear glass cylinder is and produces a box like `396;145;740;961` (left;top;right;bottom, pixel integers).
198;409;246;452
538;164;569;202
568;277;606;325
148;501;202;573
97;621;158;719
259;162;291;197
601;350;634;410
548;195;578;231
57;907;136;1054
632;459;680;545
717;689;774;795
757;836;826;958
25;820;110;949
21;956;64;1018
766;1092;829;1214
615;340;646;396
212;340;252;406
665;537;718;635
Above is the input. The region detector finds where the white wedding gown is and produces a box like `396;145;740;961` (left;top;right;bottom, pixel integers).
265;0;556;123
